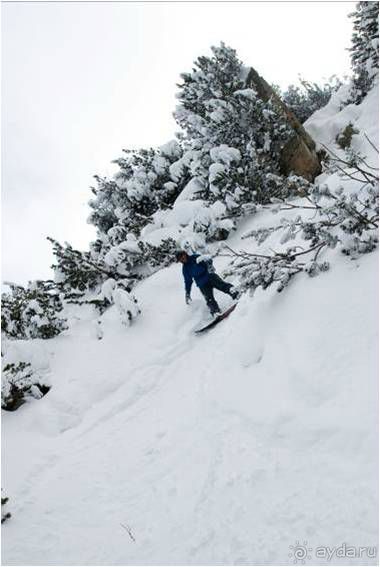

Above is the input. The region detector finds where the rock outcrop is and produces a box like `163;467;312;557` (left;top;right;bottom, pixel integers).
245;67;321;181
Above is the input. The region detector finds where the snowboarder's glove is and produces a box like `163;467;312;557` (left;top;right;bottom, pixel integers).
185;293;192;305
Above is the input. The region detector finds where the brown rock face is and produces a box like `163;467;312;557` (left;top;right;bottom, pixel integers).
245;67;321;181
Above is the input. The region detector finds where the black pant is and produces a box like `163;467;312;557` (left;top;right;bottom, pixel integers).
199;273;234;315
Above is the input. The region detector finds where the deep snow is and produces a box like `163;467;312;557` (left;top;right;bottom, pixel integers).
2;86;379;565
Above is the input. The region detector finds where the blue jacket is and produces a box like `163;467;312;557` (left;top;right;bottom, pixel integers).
182;254;211;295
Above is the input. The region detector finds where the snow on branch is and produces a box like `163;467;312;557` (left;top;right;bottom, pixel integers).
222;145;378;294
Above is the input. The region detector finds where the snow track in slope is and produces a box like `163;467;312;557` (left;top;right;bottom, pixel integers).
2;248;378;565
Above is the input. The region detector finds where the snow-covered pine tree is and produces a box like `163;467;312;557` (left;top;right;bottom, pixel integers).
1;280;67;340
174;43;245;142
1;361;50;411
87;142;187;273
48;233;180;309
174;43;296;214
349;1;379;103
47;236;120;300
88;142;184;239
282;77;341;123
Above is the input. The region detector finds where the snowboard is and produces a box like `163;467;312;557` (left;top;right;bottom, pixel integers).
195;303;237;334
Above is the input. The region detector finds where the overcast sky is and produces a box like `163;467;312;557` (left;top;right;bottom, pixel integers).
2;1;354;285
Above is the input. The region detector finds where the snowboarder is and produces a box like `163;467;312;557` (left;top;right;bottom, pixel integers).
176;251;238;316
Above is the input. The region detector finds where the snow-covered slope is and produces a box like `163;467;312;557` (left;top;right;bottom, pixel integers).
2;88;378;566
305;82;379;160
